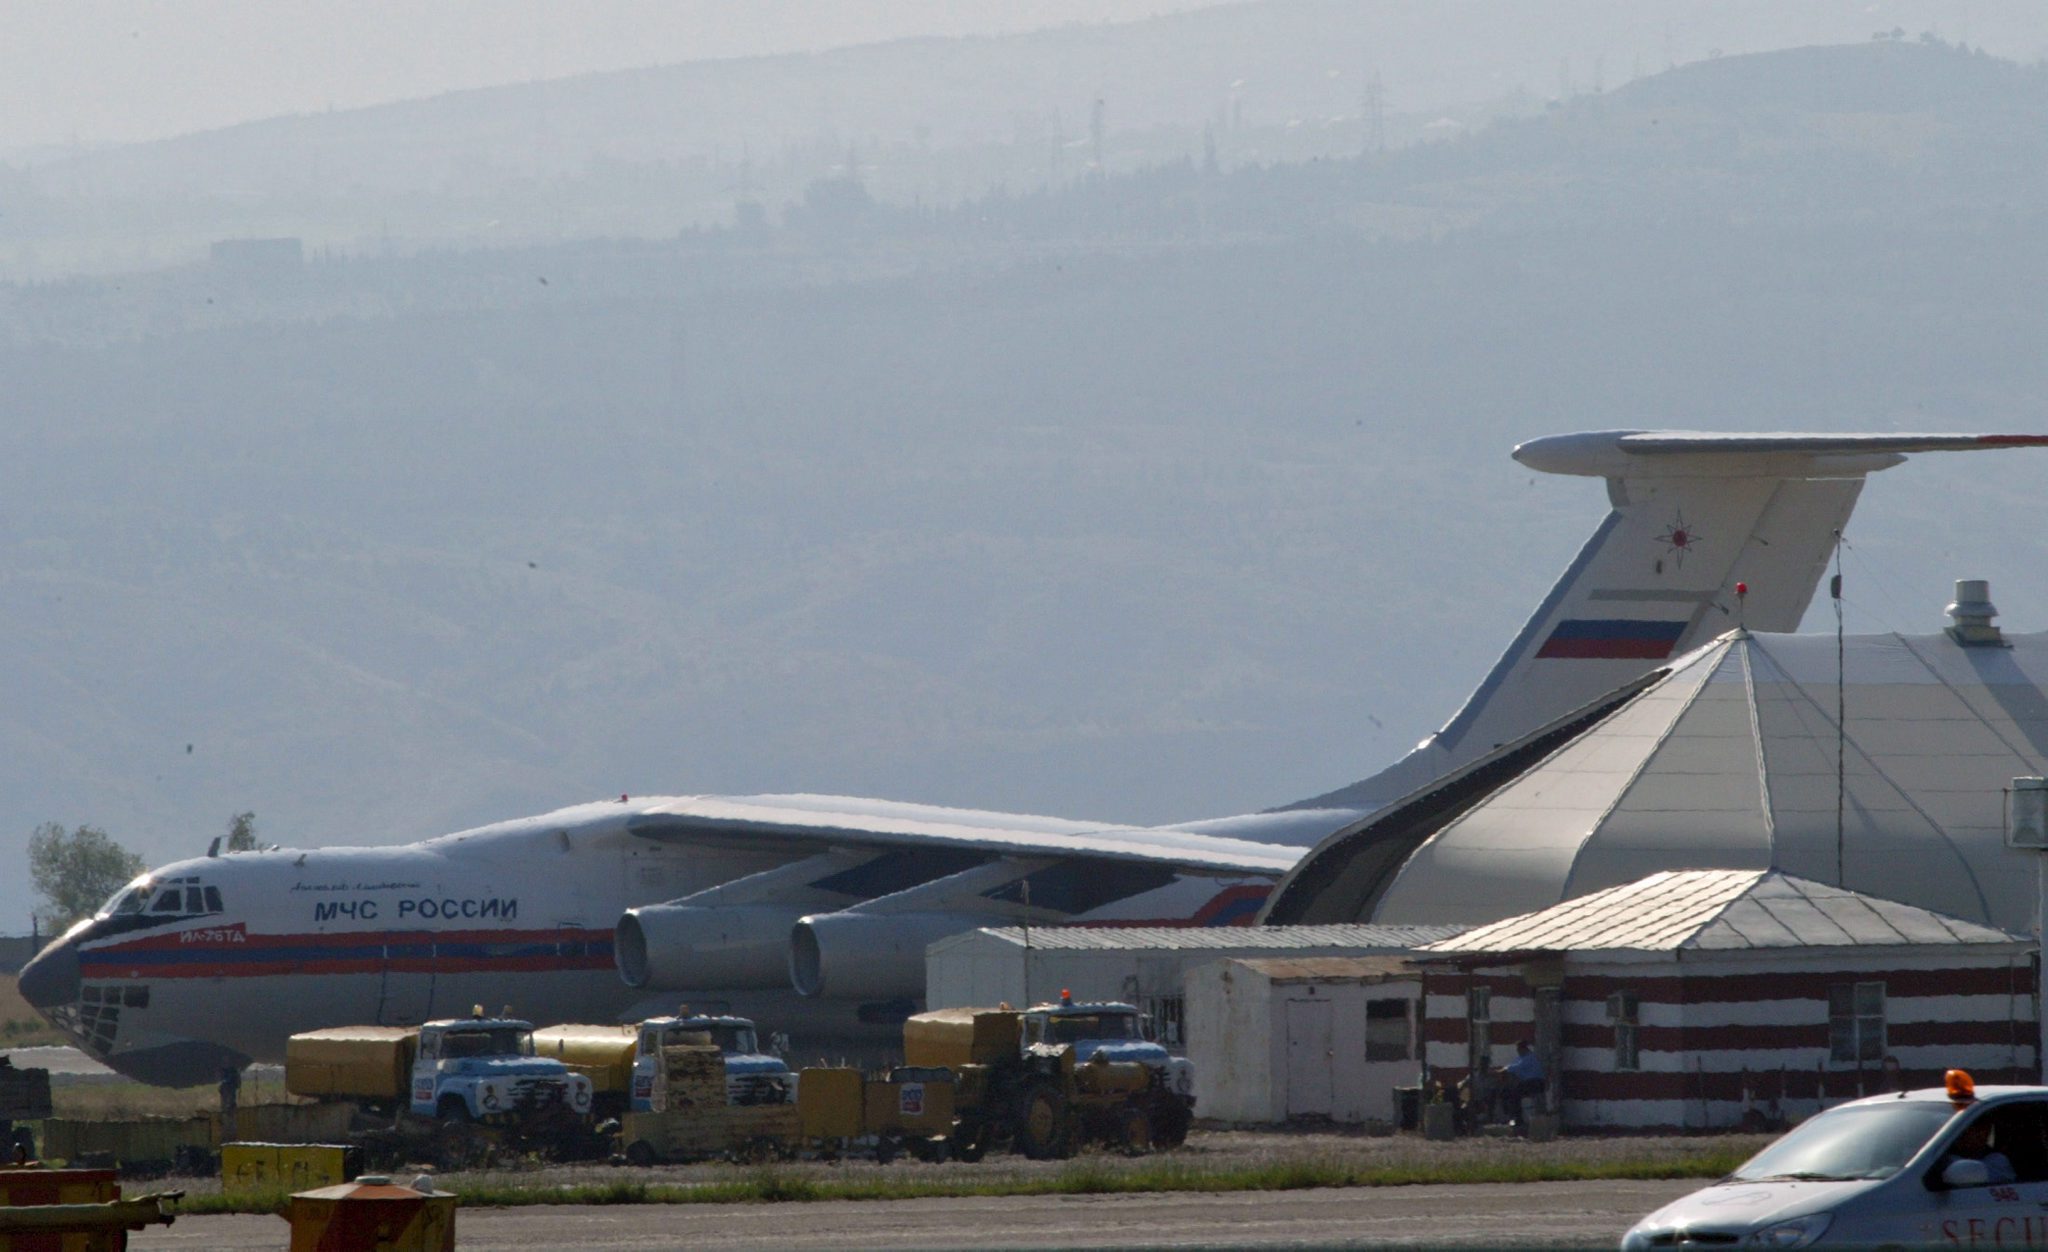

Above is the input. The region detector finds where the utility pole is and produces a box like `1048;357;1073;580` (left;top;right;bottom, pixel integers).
2005;776;2048;1081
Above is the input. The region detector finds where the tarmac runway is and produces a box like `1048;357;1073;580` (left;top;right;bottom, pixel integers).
132;1178;1689;1248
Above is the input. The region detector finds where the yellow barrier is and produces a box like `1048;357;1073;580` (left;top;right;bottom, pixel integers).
863;1078;956;1136
221;1143;351;1195
38;1117;214;1164
797;1068;863;1140
221;1102;358;1145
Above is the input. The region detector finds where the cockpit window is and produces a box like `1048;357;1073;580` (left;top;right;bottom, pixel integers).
105;885;152;916
132;880;225;920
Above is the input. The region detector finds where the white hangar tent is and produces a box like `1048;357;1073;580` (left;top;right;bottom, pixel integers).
1185;956;1422;1127
1348;610;2048;933
924;924;1460;1049
1413;869;2036;1133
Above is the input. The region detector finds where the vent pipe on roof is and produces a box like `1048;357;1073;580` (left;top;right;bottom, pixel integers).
1946;579;2007;647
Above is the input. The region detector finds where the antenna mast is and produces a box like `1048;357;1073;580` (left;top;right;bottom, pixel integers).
1833;531;1846;886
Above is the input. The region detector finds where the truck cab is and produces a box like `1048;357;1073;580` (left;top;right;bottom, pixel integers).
409;1015;594;1123
629;1014;794;1111
1019;998;1196;1105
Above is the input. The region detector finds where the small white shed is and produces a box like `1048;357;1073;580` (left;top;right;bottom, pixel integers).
925;925;1461;1049
1185;956;1422;1126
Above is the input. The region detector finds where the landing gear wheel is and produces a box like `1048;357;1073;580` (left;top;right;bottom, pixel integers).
1116;1104;1154;1156
1015;1082;1075;1160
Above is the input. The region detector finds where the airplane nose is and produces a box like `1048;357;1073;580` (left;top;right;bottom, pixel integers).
17;937;80;1010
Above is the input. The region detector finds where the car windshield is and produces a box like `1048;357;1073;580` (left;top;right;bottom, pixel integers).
1731;1101;1960;1182
1046;1012;1141;1043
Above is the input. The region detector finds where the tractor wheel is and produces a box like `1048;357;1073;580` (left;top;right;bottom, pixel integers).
1116;1104;1154;1156
1015;1082;1074;1160
1152;1095;1192;1148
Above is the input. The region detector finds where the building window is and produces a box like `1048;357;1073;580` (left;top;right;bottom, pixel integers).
1830;981;1886;1064
1366;997;1411;1061
1142;996;1185;1048
1467;986;1491;1072
1608;991;1640;1071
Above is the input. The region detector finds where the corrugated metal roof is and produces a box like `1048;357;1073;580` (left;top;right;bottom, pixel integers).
1231;956;1418;981
1374;628;2048;933
946;924;1465;952
1420;870;2026;955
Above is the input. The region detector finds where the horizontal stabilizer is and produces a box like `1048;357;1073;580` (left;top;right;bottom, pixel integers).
1516;429;2048;477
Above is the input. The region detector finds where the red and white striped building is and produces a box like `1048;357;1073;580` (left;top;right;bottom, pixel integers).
1415;870;2037;1132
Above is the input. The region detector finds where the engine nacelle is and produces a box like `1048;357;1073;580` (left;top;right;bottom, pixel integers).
615;903;804;990
789;910;986;1000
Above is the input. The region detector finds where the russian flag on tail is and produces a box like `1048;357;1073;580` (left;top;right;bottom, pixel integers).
1537;618;1688;660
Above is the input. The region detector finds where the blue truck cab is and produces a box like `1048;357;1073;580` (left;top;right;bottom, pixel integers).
409;1014;594;1123
628;1014;795;1112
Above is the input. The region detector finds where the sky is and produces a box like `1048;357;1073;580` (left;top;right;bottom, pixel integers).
0;0;1216;151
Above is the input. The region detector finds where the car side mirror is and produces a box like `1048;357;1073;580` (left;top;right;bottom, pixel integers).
1941;1158;1991;1189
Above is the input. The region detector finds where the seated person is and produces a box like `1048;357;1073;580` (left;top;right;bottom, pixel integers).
1946;1118;2018;1185
1495;1040;1545;1127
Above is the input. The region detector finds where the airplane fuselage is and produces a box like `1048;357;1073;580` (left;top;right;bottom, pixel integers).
24;798;1274;1084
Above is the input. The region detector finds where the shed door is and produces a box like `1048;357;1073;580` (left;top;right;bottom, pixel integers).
1285;998;1335;1118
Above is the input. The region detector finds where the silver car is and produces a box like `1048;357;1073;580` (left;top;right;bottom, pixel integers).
1623;1079;2048;1249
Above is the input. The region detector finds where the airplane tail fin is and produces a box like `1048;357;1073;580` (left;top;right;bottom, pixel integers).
1283;430;2048;815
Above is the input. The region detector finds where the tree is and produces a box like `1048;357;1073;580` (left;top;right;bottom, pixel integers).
28;823;146;930
226;811;258;853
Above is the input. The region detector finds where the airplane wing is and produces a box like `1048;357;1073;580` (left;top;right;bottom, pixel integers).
626;792;1303;875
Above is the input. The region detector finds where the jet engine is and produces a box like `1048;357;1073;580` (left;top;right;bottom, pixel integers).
615;903;803;990
788;910;988;1000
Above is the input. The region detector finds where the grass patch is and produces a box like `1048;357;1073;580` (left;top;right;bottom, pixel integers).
165;1144;1747;1215
0;975;70;1048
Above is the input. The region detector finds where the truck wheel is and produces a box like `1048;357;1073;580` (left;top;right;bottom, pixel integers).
1152;1095;1191;1148
1015;1082;1074;1160
949;1121;988;1163
624;1139;656;1167
1116;1105;1154;1156
10;1126;34;1161
436;1097;472;1124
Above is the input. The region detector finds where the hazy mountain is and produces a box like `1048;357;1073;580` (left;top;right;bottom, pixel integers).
7;0;2046;276
3;40;2047;927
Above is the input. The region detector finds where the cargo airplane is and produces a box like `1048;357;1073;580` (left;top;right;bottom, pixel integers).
20;430;2048;1084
